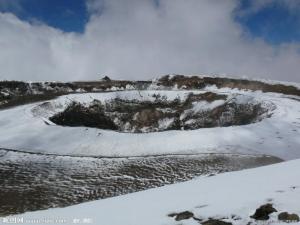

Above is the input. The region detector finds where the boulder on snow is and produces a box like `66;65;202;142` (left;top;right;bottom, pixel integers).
102;76;111;81
278;212;300;222
168;211;194;221
201;219;232;225
250;203;277;220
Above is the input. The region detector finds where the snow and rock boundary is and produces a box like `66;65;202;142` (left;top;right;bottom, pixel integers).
0;75;300;224
47;91;271;133
1;74;300;109
0;75;299;160
7;158;300;225
0;149;282;217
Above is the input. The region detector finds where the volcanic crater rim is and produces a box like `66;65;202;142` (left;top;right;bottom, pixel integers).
39;90;274;133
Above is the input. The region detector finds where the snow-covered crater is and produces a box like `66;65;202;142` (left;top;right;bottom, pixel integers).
0;81;299;160
32;90;274;133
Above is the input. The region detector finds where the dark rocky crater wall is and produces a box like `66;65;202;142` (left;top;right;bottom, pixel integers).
49;92;271;133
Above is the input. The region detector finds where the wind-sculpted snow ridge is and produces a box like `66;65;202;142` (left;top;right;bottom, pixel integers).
0;75;299;160
0;149;281;216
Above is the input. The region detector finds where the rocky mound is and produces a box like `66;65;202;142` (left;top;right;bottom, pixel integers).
1;74;299;109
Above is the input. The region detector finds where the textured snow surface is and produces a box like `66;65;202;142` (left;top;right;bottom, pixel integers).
0;88;299;159
8;159;300;225
1;81;300;225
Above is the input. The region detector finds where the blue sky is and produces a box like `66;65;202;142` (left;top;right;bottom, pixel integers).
0;0;299;44
0;0;89;33
236;0;300;45
0;0;299;82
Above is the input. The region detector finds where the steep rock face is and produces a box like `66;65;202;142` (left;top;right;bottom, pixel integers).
49;102;118;130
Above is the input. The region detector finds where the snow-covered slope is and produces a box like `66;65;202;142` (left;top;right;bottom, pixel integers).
7;159;300;225
0;88;299;159
1;76;300;224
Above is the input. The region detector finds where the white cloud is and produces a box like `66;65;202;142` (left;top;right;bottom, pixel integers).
0;0;299;82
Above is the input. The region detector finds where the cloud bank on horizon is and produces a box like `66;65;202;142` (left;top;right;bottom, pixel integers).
0;0;299;82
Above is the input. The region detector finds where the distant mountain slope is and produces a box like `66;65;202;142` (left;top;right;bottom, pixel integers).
1;74;300;109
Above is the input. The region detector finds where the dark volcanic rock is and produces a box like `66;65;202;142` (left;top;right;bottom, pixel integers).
278;212;300;222
168;211;194;221
49;91;269;133
158;75;206;89
201;219;232;225
251;203;277;220
1;75;300;110
50;101;117;130
157;75;300;96
102;76;111;81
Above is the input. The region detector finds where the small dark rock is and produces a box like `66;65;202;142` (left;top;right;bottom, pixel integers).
278;212;300;222
251;203;277;220
167;213;177;218
231;214;241;220
201;219;232;225
168;211;194;221
102;76;111;81
193;216;203;222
